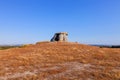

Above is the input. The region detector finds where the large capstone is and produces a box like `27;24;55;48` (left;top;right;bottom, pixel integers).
51;32;68;42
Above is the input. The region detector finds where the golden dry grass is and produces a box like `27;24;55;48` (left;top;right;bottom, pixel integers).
0;42;120;80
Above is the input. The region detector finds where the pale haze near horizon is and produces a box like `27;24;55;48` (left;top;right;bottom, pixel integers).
0;0;120;45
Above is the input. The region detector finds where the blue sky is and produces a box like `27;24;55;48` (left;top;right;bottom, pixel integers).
0;0;120;45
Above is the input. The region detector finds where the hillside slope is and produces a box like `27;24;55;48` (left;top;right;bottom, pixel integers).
0;42;120;80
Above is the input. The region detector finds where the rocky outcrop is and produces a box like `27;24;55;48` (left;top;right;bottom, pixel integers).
51;32;68;42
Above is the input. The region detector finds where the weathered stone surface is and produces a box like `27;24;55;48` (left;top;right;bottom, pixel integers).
51;32;68;42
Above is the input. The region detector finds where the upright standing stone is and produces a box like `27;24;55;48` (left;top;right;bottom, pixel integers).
51;32;68;42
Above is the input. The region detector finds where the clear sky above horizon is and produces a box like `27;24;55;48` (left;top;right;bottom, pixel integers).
0;0;120;45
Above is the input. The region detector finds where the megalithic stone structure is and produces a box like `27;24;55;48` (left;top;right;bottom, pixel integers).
51;32;68;42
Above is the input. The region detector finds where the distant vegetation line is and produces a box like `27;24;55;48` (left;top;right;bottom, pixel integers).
0;45;21;50
92;45;120;48
0;44;120;50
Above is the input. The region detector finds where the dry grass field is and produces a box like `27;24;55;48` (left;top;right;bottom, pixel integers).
0;42;120;80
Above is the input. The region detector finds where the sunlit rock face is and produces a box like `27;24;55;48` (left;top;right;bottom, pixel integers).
51;32;68;42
